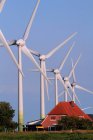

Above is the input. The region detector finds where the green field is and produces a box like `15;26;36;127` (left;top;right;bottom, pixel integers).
0;132;93;140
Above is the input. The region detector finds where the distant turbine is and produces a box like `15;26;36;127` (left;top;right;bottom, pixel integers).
71;59;93;103
30;35;77;119
0;0;6;12
46;43;75;105
62;55;81;103
0;0;48;132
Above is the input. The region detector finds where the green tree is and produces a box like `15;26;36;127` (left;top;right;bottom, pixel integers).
58;116;93;130
0;102;18;131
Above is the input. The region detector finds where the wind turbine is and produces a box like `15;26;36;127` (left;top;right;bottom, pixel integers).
71;59;93;103
0;0;49;131
30;33;77;119
0;0;6;12
62;55;81;103
46;43;76;105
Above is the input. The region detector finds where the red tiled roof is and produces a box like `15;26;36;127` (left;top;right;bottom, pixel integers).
48;101;92;121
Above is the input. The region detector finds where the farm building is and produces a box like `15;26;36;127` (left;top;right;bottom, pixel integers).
26;101;92;131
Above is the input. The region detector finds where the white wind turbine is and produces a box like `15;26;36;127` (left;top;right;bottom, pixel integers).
30;33;77;119
62;55;81;103
71;59;93;103
46;43;76;106
0;0;50;131
0;0;6;12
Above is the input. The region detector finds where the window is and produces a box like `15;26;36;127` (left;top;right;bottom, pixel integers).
50;116;56;121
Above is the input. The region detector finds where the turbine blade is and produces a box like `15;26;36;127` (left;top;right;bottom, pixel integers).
0;40;16;47
23;0;40;41
66;91;72;100
75;84;93;94
8;40;17;46
21;46;49;82
58;91;64;98
43;61;49;100
82;107;93;111
60;79;72;100
69;83;81;105
71;58;76;82
46;69;54;72
0;30;24;76
68;54;81;79
29;49;40;57
45;32;77;59
59;42;75;71
0;0;6;12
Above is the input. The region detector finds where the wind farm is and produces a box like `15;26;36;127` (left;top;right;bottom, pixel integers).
0;0;93;133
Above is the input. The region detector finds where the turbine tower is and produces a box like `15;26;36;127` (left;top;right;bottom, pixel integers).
0;0;49;131
30;34;77;119
47;43;75;105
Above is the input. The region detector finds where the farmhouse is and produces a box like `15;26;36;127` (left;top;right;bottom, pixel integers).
26;101;92;131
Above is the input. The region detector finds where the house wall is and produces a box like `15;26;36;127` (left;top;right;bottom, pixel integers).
42;115;62;129
42;114;92;129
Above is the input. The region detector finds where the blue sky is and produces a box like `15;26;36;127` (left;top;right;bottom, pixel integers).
0;0;93;123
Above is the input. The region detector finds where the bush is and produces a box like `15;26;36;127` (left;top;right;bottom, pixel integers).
58;116;93;130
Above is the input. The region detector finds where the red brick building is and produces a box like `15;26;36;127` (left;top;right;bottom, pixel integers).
26;101;92;131
41;101;92;129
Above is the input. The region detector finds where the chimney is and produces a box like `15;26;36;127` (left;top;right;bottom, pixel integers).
70;101;75;107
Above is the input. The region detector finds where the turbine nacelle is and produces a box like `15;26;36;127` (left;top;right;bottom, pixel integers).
16;39;25;47
54;69;60;74
63;77;69;81
39;55;46;61
71;82;76;87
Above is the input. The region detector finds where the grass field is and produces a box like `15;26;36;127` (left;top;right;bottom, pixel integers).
0;131;93;140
